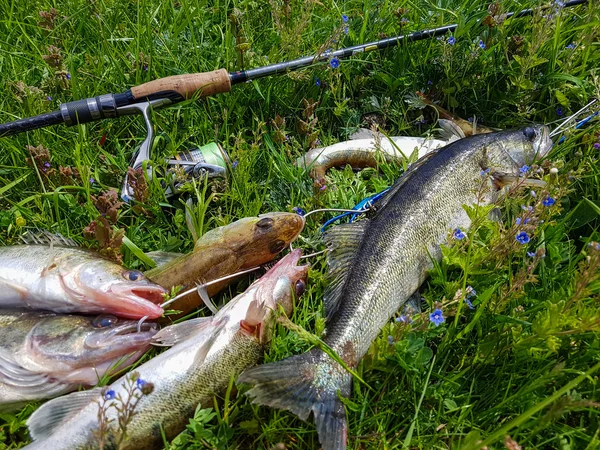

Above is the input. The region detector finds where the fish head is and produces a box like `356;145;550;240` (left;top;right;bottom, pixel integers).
195;212;305;268
241;249;309;344
24;314;157;384
491;125;553;171
69;260;166;319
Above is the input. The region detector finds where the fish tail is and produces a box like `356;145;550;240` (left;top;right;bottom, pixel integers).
238;348;352;450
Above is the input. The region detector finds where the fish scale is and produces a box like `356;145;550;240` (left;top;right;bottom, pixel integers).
239;126;553;450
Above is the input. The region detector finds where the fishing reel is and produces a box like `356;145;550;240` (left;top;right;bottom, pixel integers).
118;99;230;202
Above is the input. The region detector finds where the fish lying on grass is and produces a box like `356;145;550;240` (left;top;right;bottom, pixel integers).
22;249;309;450
239;125;553;450
145;212;305;316
0;310;157;411
297;135;446;188
0;245;166;319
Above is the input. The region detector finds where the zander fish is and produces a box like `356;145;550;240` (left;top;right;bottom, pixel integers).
0;310;157;411
0;245;166;319
22;249;309;450
145;212;305;316
297;135;446;188
239;125;553;450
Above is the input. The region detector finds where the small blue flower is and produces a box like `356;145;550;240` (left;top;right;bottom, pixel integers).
479;40;486;49
232;160;239;169
342;14;349;23
542;196;556;207
427;80;433;85
556;107;563;117
343;25;349;35
594;143;600;150
396;315;412;324
566;43;575;50
480;168;491;176
447;36;456;45
43;161;51;168
464;298;475;310
387;335;394;345
329;58;340;69
315;77;321;87
66;73;71;80
515;217;522;225
524;217;531;224
292;206;306;216
104;390;115;400
527;251;536;257
516;231;530;245
429;308;445;327
89;177;95;184
46;96;52;101
453;228;466;240
519;165;530;176
136;378;146;389
522;205;534;212
465;286;477;298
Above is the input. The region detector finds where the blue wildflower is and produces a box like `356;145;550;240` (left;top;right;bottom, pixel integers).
342;14;349;23
479;40;485;49
465;286;477;298
543;196;556;207
89;177;95;184
594;143;600;150
315;78;321;87
329;58;340;69
136;378;146;389
464;298;475;309
43;161;51;168
46;96;52;101
521;205;533;212
566;43;575;50
427;80;433;85
453;228;466;240
292;206;306;216
66;73;71;80
480;168;491;176
556;107;563;117
447;36;456;45
516;217;522;225
516;231;530;245
429;309;445;326
524;217;531;224
519;165;530;176
231;160;239;169
343;25;349;35
104;390;115;400
388;335;394;345
527;251;536;257
396;315;412;324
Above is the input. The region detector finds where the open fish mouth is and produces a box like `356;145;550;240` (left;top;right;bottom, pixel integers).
107;284;166;319
87;321;158;349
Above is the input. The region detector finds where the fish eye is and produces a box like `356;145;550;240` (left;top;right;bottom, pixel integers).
123;270;144;282
295;279;306;296
92;314;118;328
523;127;536;141
256;218;274;229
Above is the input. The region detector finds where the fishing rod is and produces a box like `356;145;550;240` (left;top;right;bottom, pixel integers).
0;0;587;138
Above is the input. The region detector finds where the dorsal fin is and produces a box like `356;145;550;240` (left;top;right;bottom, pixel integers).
373;147;443;212
144;251;184;268
437;119;465;142
27;388;102;440
322;220;369;320
20;230;78;247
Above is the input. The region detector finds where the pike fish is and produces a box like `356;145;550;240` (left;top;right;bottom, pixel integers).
239;126;553;450
145;212;305;316
23;249;309;450
0;310;157;411
0;245;166;319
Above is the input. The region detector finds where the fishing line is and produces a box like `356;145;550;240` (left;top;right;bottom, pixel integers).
550;99;598;137
137;265;265;332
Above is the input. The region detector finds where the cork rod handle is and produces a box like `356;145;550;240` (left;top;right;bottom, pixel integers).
130;69;231;101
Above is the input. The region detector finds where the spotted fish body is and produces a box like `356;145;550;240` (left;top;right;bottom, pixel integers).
22;250;309;450
239;126;553;450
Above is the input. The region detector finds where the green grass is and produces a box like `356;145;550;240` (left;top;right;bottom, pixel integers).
1;0;599;448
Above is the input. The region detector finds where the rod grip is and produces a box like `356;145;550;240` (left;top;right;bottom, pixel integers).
130;69;231;101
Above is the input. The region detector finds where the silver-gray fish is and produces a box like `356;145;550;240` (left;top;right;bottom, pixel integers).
238;125;553;450
0;310;157;411
0;245;166;319
22;249;308;450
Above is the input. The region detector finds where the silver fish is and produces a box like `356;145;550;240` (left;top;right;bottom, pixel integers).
22;249;309;450
239;125;553;450
0;245;166;319
0;310;157;411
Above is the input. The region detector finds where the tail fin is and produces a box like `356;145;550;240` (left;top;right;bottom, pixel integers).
238;349;352;450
